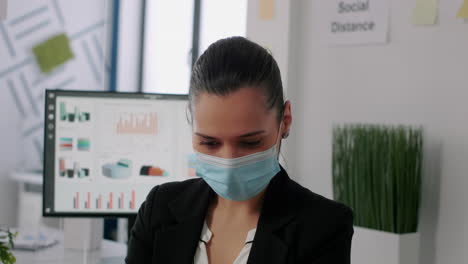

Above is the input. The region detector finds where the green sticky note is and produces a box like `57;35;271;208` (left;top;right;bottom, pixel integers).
412;0;437;25
33;33;74;73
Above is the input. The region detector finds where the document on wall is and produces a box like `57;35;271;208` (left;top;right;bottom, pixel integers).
0;0;7;20
457;0;468;18
318;0;390;46
259;0;275;20
412;0;438;25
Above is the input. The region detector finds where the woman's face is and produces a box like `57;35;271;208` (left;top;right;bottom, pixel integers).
192;87;291;158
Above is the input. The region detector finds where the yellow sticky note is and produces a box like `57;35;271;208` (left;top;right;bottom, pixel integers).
457;0;468;18
259;0;275;20
412;0;437;25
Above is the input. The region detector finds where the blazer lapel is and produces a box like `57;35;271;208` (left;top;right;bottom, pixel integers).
247;230;288;264
153;179;215;264
247;167;300;264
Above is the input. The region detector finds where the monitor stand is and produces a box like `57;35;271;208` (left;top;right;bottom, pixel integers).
64;218;103;250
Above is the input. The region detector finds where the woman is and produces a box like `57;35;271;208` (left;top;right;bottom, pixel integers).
126;37;353;264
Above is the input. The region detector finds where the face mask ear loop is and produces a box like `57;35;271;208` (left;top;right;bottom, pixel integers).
279;151;288;170
276;116;288;169
276;102;288;155
276;120;284;158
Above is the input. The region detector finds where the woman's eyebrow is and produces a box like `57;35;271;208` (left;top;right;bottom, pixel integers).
239;130;266;138
195;130;266;139
195;133;217;139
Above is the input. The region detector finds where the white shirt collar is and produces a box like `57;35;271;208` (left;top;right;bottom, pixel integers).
200;221;257;244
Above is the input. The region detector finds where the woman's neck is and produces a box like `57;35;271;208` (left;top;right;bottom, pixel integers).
211;188;267;218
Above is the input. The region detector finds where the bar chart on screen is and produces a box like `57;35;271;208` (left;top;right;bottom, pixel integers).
72;190;136;211
116;112;157;135
94;107;164;153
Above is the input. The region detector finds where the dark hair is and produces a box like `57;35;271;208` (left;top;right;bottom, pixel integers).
188;36;284;123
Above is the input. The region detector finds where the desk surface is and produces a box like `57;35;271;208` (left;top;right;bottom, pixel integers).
12;228;127;264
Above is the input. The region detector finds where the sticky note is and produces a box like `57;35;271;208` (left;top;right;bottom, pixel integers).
457;0;468;18
32;33;74;74
0;0;7;20
412;0;437;25
259;0;275;20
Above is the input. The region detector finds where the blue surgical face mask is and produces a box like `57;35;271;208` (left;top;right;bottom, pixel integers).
191;129;282;201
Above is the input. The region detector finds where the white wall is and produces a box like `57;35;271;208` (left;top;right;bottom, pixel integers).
285;0;468;263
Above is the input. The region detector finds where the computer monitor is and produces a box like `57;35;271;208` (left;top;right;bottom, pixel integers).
43;90;194;217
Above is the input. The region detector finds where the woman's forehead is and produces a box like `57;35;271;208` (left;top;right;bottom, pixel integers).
192;87;276;136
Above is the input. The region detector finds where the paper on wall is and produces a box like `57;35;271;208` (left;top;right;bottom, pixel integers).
259;0;274;20
412;0;438;25
32;33;74;73
0;0;7;20
457;0;468;18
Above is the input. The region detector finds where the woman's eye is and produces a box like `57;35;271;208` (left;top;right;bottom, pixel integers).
200;141;219;147
241;140;261;147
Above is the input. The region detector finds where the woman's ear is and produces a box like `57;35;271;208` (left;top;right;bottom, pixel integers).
282;100;292;138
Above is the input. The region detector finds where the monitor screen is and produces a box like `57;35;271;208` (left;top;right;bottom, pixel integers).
43;90;194;217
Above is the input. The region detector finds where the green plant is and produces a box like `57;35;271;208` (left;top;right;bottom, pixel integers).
0;228;17;264
332;124;422;234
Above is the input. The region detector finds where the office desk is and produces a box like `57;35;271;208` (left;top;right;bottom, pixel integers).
11;228;127;264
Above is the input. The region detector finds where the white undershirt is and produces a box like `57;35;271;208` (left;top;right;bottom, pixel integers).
193;221;257;264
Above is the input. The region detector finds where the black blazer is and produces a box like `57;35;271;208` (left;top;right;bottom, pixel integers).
126;167;354;264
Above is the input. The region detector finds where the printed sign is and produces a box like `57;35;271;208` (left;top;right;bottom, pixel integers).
319;0;390;45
